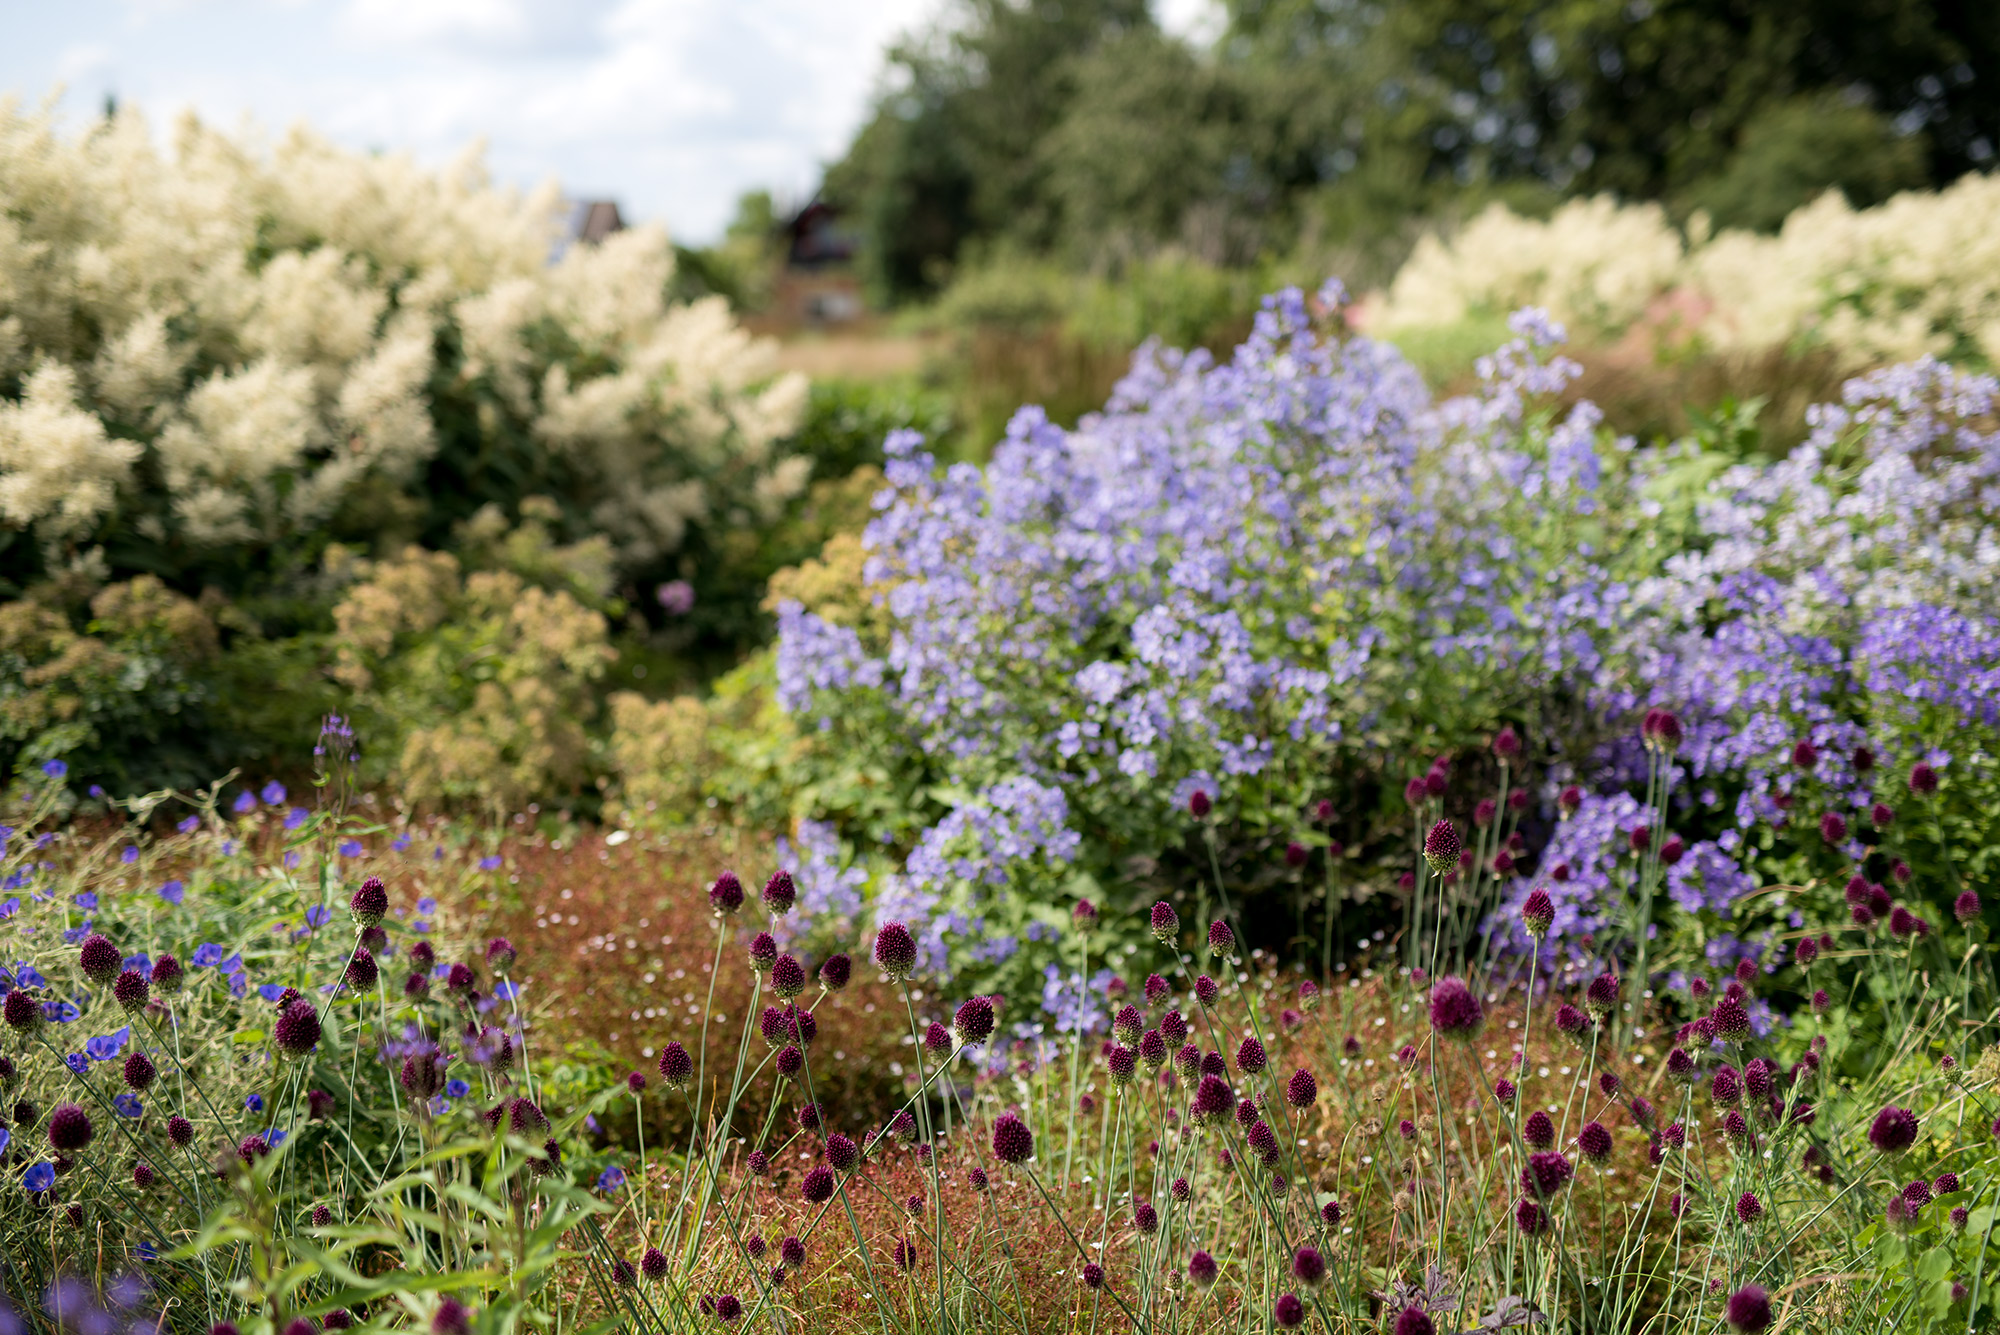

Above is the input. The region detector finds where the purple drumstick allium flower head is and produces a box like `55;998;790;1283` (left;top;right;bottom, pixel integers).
133;1161;155;1189
747;1150;771;1175
486;938;517;973
113;969;150;1012
610;1259;638;1288
1710;997;1751;1043
79;933;122;987
762;869;796;916
715;1293;743;1322
771;954;807;1000
1495;1078;1517;1103
1113;1004;1143;1045
1081;1262;1105;1290
709;871;744;916
1105;1044;1137;1085
344;949;378;992
123;1051;155;1091
410;941;436;970
151;954;184;993
1072;899;1098;933
1275;1294;1306;1329
1194;975;1219;1006
1710;1065;1742;1108
1188;789;1211;818
1851;904;1876;929
1957;891;1982;923
1584;974;1620;1021
1393;1306;1434;1335
400;1045;446;1100
781;1236;806;1268
1629;1096;1656;1131
306;1088;334;1121
1791;738;1818;768
1286;1068;1318;1109
1144;973;1171;1009
1553;1003;1591;1046
1191;1074;1234;1126
445;962;475;996
1642;708;1682;752
1493;724;1522;759
1515;1198;1547;1235
873;922;917;980
1139;1029;1168;1072
1284;841;1308;868
1902;1178;1933;1209
1886;1196;1916;1233
1889;907;1919;938
1404;777;1428;807
1578;1120;1613;1165
1936;1171;1961;1195
991;1113;1034;1163
747;933;778;975
801;1165;835;1203
809;954;850;996
1795;936;1819;965
1871;802;1895;828
274;999;321;1058
1236;1036;1268;1075
1149;900;1180;944
1298;980;1320;1012
1134;1198;1159;1234
1422;820;1460;875
1725;1285;1771;1333
1819;811;1847;844
349;877;388;928
1735;1190;1763;1224
825;1132;859;1172
1175;1043;1201;1082
1523;1110;1555;1149
432;1300;471;1335
1236;1097;1258;1129
1952;1206;1971;1231
1247;1119;1280;1166
1520;887;1556;938
48;1103;92;1152
167;1115;194;1146
1521;1150;1574;1199
1428;976;1484;1040
1559;785;1584;816
1207;919;1236;958
641;1246;669;1281
657;1042;693;1087
775;1045;804;1079
1188;1251;1218;1287
1659;834;1685;865
1396;1043;1419;1070
404;971;430;1001
1628;825;1651;853
1599;1072;1621;1097
1910;762;1939;794
954;995;996;1046
1870;1105;1919;1155
1474;799;1497;828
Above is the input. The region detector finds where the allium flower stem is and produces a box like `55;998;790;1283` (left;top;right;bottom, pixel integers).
893;983;948;1335
1062;929;1088;1186
35;1032;202;1222
1199;824;1239;958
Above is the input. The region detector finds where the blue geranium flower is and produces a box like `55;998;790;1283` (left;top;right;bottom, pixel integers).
417;897;437;914
304;906;332;929
191;944;224;968
283;852;300;870
74;891;97;910
135;1240;159;1261
412;919;432;934
61;923;91;945
122;953;150;976
232;791;257;815
219;954;242;974
24;1162;54;1192
391;833;413;852
11;963;46;988
478;855;503;871
41;759;67;779
0;1127;9;1155
245;1094;264;1112
87;1027;130;1060
227;973;248;999
176;816;199;834
267;1128;288;1147
597;1166;627;1191
120;847;139;864
64;1053;90;1075
445;1078;470;1098
284;808;308;830
158;880;185;906
494;981;522;1001
262;781;286;805
0;898;17;919
337;840;363;858
258;984;287;1002
114;1093;143;1118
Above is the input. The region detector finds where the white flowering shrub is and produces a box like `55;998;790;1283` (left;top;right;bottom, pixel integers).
0;101;806;790
1374;174;2000;369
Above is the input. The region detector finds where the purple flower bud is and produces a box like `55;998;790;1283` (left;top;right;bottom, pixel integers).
1139;1030;1168;1072
953;995;996;1045
1494;1078;1516;1103
814;953;852;992
1393;1306;1434;1335
762;870;796;915
1207;919;1236;957
110;968;150;1013
1554;1003;1591;1045
79;933;122;987
1520;1150;1574;1199
1194;975;1219;1006
344;948;378;992
432;1301;471;1335
1149;900;1180;944
1428;976;1484;1040
1936;1171;1961;1195
800;1165;834;1202
1275;1293;1306;1329
1190;1074;1234;1126
274;999;322;1057
445;962;475;995
1578;1120;1612;1165
400;1045;446;1100
1188;789;1211;818
771;954;807;1000
1869;1104;1919;1155
991;1113;1034;1164
1284;841;1308;869
48;1103;93;1152
1072;900;1098;932
1113;1004;1143;1045
1188;1250;1218;1287
167;1114;194;1146
1958;891;1982;923
124;1051;156;1091
1515;1197;1547;1235
143;954;183;997
1710;997;1751;1043
642;1246;669;1280
1286;1068;1318;1109
1236;1036;1268;1075
873;922;918;980
1422;820;1460;875
781;1235;806;1267
349;877;389;928
709;871;744;916
1523;1111;1554;1149
133;1161;156;1189
404;971;430;1001
657;1041;693;1087
1909;762;1939;794
1735;1190;1763;1224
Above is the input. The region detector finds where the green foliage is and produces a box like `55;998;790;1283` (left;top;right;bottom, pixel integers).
1684;93;1932;232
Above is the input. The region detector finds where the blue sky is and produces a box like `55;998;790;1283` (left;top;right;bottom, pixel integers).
2;0;1222;244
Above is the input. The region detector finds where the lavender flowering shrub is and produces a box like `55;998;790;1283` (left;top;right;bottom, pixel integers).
772;282;2000;1014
